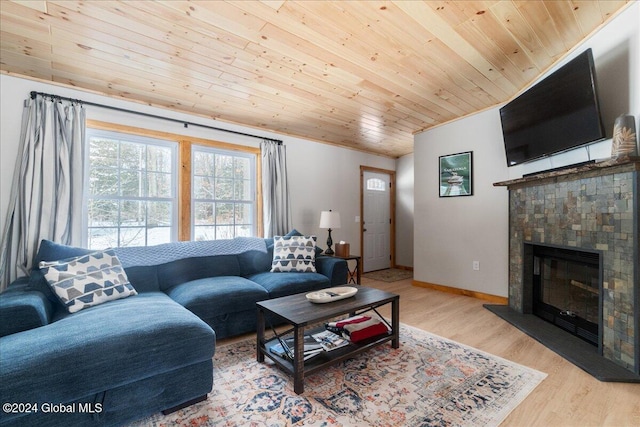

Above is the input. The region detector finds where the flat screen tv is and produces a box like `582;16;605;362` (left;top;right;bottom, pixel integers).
500;48;606;167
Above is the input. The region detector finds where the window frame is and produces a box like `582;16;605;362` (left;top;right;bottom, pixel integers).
85;120;262;246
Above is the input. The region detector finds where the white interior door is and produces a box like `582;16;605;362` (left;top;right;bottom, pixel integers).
363;171;391;272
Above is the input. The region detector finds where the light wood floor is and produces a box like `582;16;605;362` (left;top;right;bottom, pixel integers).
220;277;640;426
365;278;640;427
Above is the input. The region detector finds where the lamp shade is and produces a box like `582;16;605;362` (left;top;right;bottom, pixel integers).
319;210;341;229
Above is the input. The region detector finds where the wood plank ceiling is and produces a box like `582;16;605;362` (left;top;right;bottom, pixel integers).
0;1;631;158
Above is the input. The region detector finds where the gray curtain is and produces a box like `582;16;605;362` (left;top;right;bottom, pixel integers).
0;95;86;291
261;140;291;237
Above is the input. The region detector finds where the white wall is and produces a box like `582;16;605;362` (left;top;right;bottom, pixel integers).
0;74;394;255
413;3;639;297
284;133;394;249
414;110;509;296
395;153;414;268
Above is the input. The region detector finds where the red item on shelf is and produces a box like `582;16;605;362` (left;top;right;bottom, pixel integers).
329;315;390;343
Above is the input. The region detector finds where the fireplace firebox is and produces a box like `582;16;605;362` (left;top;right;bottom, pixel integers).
529;244;601;346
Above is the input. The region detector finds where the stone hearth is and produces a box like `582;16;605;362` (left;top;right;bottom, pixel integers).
494;158;639;376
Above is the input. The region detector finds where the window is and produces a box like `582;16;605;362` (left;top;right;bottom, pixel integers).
192;146;256;240
85;129;178;249
366;178;387;191
84;121;262;248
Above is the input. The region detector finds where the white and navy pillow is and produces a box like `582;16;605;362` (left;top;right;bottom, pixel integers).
40;249;137;313
270;235;317;273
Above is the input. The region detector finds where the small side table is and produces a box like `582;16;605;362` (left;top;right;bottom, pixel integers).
329;254;361;285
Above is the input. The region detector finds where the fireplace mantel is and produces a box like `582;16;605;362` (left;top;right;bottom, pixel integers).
493;156;640;189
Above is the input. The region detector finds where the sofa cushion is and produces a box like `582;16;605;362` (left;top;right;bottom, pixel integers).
40;249;137;313
122;264;160;293
0;285;53;337
247;271;330;299
237;249;272;276
0;293;215;407
166;276;269;325
270;235;318;273
156;255;242;290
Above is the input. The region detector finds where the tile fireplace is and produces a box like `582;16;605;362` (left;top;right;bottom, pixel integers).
494;158;639;377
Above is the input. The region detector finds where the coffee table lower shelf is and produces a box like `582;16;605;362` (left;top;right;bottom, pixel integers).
260;328;395;377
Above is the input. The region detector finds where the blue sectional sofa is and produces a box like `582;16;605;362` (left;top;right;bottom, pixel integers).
0;234;348;427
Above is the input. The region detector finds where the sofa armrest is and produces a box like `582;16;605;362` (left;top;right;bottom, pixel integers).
0;281;53;337
315;256;349;286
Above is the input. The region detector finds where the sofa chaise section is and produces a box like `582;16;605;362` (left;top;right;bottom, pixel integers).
0;293;215;427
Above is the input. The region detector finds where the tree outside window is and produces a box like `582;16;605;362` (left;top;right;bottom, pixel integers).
86;130;177;249
192;146;255;241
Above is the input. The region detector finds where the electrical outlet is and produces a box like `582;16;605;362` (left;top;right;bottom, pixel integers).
473;261;480;271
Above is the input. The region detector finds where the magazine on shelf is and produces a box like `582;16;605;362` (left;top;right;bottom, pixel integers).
269;343;322;361
269;335;323;361
283;335;323;352
311;330;349;351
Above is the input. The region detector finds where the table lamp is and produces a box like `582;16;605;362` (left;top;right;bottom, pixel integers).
319;210;341;255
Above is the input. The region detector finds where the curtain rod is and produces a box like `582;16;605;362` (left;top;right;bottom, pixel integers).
30;91;283;144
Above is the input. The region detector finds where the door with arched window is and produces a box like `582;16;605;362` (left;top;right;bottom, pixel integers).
362;169;393;272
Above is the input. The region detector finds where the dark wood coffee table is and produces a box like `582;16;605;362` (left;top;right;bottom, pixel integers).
256;286;399;394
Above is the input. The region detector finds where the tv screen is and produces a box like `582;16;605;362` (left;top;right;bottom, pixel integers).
500;49;606;167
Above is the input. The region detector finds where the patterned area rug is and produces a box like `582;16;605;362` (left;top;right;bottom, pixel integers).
131;324;546;427
363;268;413;282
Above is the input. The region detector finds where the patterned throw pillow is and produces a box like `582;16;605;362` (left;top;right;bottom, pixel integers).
40;249;137;313
270;235;317;273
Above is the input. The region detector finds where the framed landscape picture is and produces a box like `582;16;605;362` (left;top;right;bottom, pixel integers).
439;151;473;197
